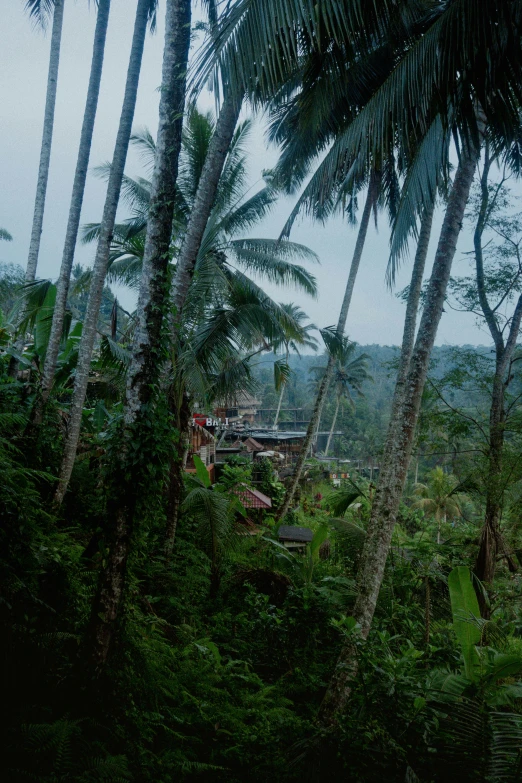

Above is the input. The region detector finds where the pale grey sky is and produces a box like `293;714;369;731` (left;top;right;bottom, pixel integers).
0;0;498;346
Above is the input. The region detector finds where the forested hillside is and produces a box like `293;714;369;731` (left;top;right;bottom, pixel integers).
3;1;522;781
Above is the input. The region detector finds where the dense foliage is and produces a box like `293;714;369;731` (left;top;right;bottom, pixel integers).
4;0;522;779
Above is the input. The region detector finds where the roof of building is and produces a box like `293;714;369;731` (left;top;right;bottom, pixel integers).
230;437;264;452
235;392;261;407
243;436;264;451
234;483;272;509
278;525;314;543
235;430;307;442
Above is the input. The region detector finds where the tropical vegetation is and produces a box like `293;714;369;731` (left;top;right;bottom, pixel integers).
2;0;522;780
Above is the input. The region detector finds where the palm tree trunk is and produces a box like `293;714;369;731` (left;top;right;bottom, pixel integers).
318;140;482;728
171;91;243;316
162;92;242;545
390;203;434;420
36;0;112;420
437;512;445;545
25;0;65;283
124;0;191;427
274;383;285;429
275;172;379;521
85;0;192;672
54;0;151;506
313;407;323;452
165;391;191;557
273;349;289;429
325;396;340;456
10;0;65;373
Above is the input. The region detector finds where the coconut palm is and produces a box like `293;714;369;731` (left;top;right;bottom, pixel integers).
73;99;318;666
103;111;317;556
54;0;157;506
23;0;65;285
275;168;383;520
78;112;318;300
9;0;65;375
222;2;522;729
84;0;192;671
272;303;317;430
36;0;112;424
172;92;244;316
412;466;463;544
213;0;522;724
323;341;371;457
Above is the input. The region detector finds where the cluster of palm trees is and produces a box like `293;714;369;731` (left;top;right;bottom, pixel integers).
8;0;522;725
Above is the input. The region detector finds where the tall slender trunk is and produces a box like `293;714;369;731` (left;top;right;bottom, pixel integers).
124;0;191;427
313;406;323;451
26;0;65;283
275;173;379;521
54;0;151;506
171;92;243;315
437;511;445;545
11;0;65;372
273;349;289;429
165;391;191;557
35;0;112;420
390;203;434;421
161;92;242;546
85;0;192;672
325;396;340;456
319;140;481;727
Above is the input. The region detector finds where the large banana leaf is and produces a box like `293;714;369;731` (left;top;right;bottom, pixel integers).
448;566;481;680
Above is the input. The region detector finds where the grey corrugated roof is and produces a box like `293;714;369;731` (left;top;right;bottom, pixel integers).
239;431;306;441
278;525;313;543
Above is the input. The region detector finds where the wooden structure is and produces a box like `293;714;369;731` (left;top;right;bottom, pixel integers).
278;525;313;552
230;430;306;462
215;392;261;426
185;420;215;482
231;436;264;454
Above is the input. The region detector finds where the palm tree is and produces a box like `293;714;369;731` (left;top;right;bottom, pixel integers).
97;111;317;556
319;133;485;727
54;0;156;506
275;171;381;521
412;466;463;544
36;0;112;424
171;91;243;316
220;0;517;725
272;303;317;430
23;0;65;284
79;114;318;308
9;0;65;374
85;0;191;671
323;341;371;457
123;0;192;429
207;0;522;726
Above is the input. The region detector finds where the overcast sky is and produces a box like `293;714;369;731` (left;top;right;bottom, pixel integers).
0;0;504;347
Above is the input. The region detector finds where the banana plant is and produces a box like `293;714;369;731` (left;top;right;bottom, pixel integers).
269;525;329;589
424;565;522;782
